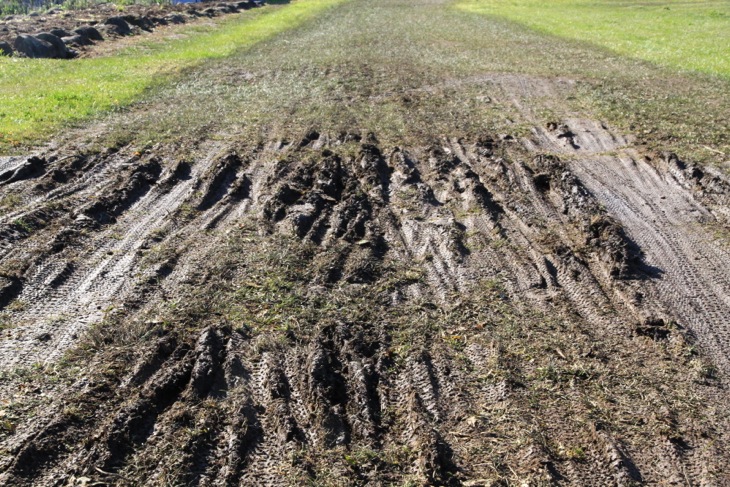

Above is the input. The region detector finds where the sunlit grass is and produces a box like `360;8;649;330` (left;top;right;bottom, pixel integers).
0;0;346;153
456;0;730;78
113;0;725;165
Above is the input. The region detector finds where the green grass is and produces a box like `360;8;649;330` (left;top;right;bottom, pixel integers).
0;0;346;153
456;0;730;78
3;0;727;164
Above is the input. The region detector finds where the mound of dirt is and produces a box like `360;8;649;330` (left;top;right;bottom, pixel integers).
0;1;262;58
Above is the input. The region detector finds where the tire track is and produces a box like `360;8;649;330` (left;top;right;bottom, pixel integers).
1;133;729;485
526;119;730;374
571;150;730;373
0;144;232;369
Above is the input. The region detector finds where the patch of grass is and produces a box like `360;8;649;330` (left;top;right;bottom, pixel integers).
344;447;379;467
0;0;347;153
11;218;33;234
0;194;22;216
457;0;730;79
0;312;13;332
564;445;586;462
5;299;27;312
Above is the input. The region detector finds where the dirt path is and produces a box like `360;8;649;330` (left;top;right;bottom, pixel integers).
2;128;728;485
0;0;729;485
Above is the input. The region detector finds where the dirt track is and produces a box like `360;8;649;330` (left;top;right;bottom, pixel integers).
1;0;730;485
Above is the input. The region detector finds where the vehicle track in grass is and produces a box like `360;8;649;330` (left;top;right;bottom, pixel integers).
523;116;730;375
0;0;729;484
2;130;728;485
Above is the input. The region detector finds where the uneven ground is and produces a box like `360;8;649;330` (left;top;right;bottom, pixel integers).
0;1;260;49
1;0;729;485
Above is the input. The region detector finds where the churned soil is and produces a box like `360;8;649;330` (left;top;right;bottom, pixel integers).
1;125;729;485
1;0;729;484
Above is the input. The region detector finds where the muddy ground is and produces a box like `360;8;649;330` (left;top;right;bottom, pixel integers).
1;0;730;485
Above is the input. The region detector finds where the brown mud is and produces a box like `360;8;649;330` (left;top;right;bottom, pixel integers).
1;0;730;481
0;121;729;484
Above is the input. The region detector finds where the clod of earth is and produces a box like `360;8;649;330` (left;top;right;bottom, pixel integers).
35;32;76;58
0;40;13;56
102;16;132;36
48;28;72;39
62;34;92;47
0;1;263;59
13;33;70;59
73;26;103;42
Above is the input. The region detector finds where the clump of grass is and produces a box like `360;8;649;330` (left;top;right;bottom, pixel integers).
11;217;33;233
456;0;730;79
0;194;22;216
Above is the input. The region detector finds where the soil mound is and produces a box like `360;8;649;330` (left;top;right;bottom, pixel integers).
0;1;261;57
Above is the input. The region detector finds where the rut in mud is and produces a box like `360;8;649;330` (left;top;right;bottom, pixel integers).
529;119;730;374
1;129;729;485
0;132;644;370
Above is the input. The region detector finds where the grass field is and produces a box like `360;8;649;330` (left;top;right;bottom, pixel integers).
457;0;730;78
1;0;730;484
0;0;344;151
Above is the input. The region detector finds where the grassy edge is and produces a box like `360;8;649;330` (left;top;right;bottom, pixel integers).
450;0;729;167
0;0;348;154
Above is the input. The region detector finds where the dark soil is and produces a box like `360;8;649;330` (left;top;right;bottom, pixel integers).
0;1;259;56
0;130;728;485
